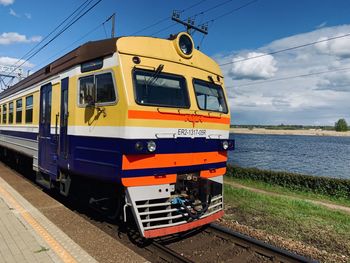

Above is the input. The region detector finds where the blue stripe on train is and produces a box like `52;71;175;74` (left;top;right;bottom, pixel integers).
67;135;227;181
0;129;227;153
0;129;229;182
0;129;38;140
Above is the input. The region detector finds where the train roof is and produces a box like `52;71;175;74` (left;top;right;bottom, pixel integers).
0;37;118;99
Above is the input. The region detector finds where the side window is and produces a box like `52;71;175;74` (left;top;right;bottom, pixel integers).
79;76;94;105
95;73;116;103
193;79;228;113
8;102;13;124
16;99;22;123
25;96;33;123
79;72;116;106
2;104;7;124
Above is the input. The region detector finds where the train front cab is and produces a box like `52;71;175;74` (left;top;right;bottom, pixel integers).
117;33;234;238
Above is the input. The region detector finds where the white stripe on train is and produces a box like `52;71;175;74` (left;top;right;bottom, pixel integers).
0;125;229;139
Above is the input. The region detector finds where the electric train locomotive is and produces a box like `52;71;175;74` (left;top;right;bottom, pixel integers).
0;32;234;238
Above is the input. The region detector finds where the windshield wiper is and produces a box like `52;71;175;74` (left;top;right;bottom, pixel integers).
146;64;164;87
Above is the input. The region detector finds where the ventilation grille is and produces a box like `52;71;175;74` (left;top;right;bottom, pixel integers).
136;194;223;231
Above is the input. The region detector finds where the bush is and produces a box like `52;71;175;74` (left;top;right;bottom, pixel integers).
335;118;348;132
226;166;350;199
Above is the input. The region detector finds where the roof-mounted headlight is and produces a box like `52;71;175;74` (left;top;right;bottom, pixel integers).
174;32;194;58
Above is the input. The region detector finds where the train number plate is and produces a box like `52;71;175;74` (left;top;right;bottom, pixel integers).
177;128;206;137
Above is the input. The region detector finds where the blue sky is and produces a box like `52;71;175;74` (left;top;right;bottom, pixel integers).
1;0;350;125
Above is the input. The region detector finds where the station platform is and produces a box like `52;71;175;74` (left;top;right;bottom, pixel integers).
0;176;98;263
0;166;147;263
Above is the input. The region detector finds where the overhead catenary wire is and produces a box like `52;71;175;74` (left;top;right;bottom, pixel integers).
199;0;259;26
22;0;103;64
220;32;350;67
32;14;116;71
103;23;108;38
131;0;209;35
151;0;260;37
3;0;92;71
235;66;350;88
0;0;94;86
151;0;235;36
4;0;103;87
190;0;234;19
32;21;108;72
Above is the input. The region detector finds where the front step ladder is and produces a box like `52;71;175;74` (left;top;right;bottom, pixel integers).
36;172;52;189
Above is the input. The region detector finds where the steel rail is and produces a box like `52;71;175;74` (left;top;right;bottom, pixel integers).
209;223;318;263
150;241;195;263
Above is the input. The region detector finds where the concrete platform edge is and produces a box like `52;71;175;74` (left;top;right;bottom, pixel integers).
0;176;98;263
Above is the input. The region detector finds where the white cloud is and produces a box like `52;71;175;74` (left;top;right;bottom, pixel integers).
8;9;32;19
29;35;42;42
0;0;14;6
9;8;20;17
316;71;350;92
215;24;350;125
315;34;350;58
316;21;327;29
0;56;34;68
0;32;42;45
231;52;278;80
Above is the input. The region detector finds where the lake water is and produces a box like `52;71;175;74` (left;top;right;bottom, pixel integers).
228;133;350;179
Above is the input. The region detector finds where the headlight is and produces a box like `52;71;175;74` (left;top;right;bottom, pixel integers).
173;32;194;58
222;140;229;150
135;141;144;151
179;34;193;55
147;141;156;152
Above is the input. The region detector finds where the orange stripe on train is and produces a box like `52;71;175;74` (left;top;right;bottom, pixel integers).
128;110;230;125
122;151;227;170
144;210;224;238
121;168;226;187
122;174;177;187
200;167;226;178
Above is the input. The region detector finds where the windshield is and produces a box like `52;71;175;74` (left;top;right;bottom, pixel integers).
193;79;228;113
133;69;190;108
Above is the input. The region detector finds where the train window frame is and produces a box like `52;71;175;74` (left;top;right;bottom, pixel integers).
81;59;103;73
2;104;7;124
16;98;23;124
192;78;228;114
77;70;118;108
132;68;191;109
8;101;14;124
25;95;33;124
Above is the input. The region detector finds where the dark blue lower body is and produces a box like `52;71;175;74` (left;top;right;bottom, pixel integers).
0;129;234;183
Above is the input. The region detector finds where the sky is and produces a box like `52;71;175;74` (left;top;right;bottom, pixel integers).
1;0;350;125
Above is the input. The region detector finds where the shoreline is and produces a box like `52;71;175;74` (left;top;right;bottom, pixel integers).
230;127;350;137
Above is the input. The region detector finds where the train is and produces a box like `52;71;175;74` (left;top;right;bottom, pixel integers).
0;32;234;238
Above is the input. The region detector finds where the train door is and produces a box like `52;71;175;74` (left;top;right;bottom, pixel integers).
38;83;57;177
60;77;69;159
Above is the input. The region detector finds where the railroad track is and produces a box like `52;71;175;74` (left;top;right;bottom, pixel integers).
145;223;317;263
0;160;318;263
147;241;194;263
206;223;316;263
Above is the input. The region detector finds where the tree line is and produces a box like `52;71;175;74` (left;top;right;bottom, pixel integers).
231;118;349;132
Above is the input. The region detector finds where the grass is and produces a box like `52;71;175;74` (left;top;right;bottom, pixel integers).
224;175;350;208
223;184;350;257
226;166;350;199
